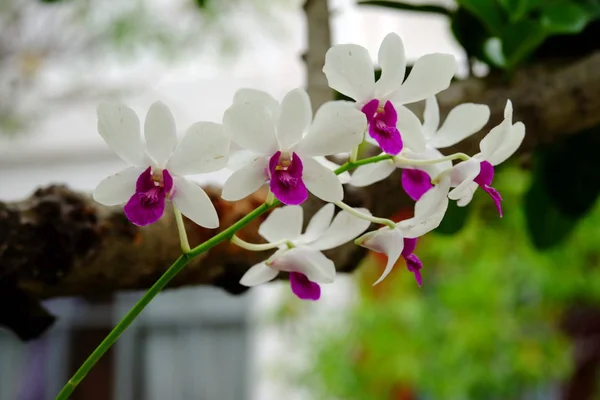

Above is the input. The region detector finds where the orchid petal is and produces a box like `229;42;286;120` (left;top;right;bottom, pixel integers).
314;156;351;184
350;159;395;187
172;177;219;229
97;103;146;166
479;100;513;158
430;103;490;149
233;88;280;120
301;203;335;244
302;157;344;202
221;157;268;201
323;44;376;102
390;53;456;105
296;101;366;156
396;105;426;152
374;33;407;99
167;122;230;176
271;247;336;283
223;100;278;155
144;101;177;168
240;262;278;286
448;160;481;200
93;166;144;206
277;88;312;150
259;206;304;243
487;122;525;166
422;96;440;137
399;177;450;237
357;228;404;285
309;208;372;251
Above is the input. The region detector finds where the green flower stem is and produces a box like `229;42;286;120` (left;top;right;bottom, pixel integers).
231;235;292;252
334;201;397;229
173;207;191;254
55;152;391;400
394;152;470;166
334;154;394;175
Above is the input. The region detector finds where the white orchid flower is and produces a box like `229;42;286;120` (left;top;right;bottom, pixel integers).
356;177;451;285
448;100;525;216
93;101;230;228
323;32;457;155
240;204;371;300
221;88;366;205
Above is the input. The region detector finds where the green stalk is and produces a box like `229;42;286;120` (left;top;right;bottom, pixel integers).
55;153;389;399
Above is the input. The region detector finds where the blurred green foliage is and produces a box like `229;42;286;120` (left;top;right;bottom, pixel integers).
274;166;600;398
360;0;600;70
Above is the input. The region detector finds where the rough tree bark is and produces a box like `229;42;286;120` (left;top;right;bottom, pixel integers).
3;0;600;342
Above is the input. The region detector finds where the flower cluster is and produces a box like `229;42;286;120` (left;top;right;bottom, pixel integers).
93;33;525;301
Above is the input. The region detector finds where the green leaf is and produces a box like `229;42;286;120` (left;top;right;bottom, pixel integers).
456;0;507;35
543;128;600;218
500;18;546;68
450;7;493;62
435;200;472;235
540;2;593;34
357;0;451;15
498;0;544;22
524;155;579;250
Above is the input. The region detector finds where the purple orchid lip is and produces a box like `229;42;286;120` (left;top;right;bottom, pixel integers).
402;169;433;201
361;99;403;155
268;151;308;205
289;272;321;300
124;167;173;226
474;160;503;217
402;238;423;286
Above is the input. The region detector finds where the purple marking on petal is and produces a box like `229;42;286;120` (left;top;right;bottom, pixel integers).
268;151;308;205
404;254;423;287
363;100;403;155
474;160;495;186
124;167;170;226
401;169;433;201
381;101;398;126
474;160;503;217
483;185;503;217
289;272;321;300
402;237;418;257
361;99;380;124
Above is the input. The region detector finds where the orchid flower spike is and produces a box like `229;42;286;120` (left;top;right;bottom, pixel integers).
355;177;451;285
221;88;366;205
323;33;457;155
93;102;230;228
448;100;525;216
240;204;371;300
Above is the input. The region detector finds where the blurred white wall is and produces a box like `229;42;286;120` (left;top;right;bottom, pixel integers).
0;1;461;399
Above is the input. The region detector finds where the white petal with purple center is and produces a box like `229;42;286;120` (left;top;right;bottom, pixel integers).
390;53;457;105
97;103;146;166
172;177;219;229
277;88;312;150
296;101;366;156
323;44;375;102
220;156;268;201
240;261;279;286
399;177;450;237
93;166;144;206
144;101;178;168
448;160;481;200
258;206;304;243
374;33;407;99
167;122;230;176
271;247;336;283
302;157;344;202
